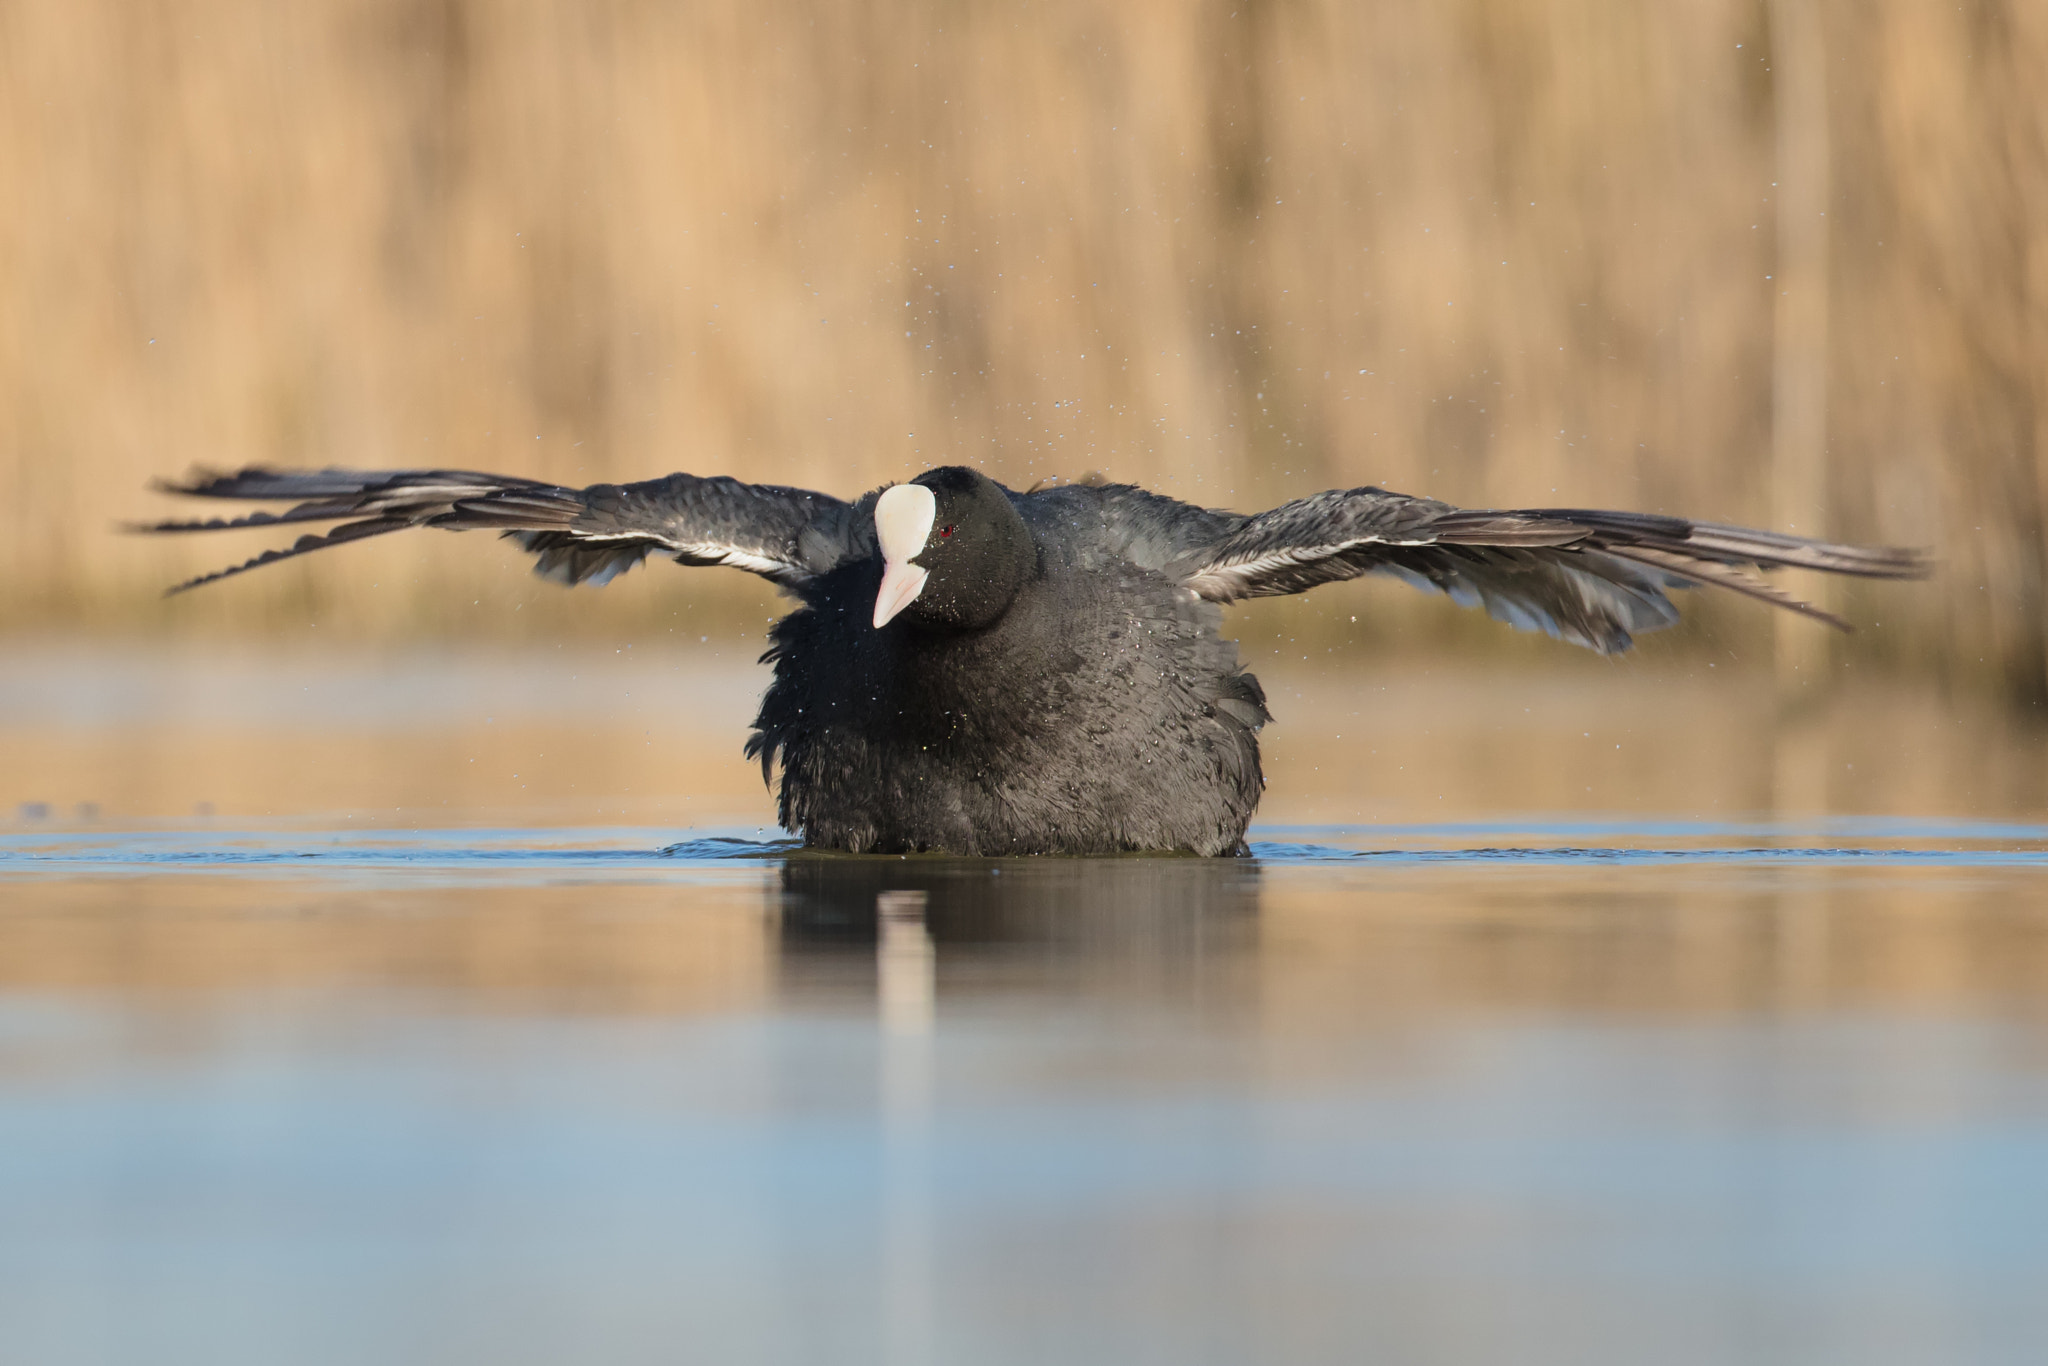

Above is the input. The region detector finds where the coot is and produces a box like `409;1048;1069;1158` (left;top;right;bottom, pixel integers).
143;465;1925;854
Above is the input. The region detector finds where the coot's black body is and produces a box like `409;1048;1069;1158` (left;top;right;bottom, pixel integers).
752;482;1267;854
142;462;1925;855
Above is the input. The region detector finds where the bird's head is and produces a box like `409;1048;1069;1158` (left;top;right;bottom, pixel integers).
871;466;1036;631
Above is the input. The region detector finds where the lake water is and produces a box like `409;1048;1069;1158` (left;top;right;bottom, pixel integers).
4;645;2047;1365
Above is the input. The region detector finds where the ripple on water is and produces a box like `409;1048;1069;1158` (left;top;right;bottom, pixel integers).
1;821;2045;879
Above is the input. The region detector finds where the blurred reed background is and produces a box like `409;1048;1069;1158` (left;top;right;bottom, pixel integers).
3;0;2044;702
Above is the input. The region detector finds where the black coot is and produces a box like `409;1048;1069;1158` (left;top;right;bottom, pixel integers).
142;463;1926;854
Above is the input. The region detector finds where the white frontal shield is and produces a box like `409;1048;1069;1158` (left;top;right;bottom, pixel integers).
872;483;936;628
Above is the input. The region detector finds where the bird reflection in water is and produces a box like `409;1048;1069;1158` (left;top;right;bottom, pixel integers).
769;857;1263;1366
774;855;1263;963
876;888;934;1366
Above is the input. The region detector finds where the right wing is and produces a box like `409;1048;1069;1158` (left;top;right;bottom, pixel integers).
1171;486;1928;654
138;467;859;594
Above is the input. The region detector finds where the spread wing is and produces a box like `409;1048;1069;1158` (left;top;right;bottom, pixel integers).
138;467;859;595
1168;486;1930;655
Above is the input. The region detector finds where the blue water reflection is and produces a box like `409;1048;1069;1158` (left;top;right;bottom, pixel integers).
5;817;2048;876
4;826;2048;1364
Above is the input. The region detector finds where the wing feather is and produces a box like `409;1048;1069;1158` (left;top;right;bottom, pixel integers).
1172;486;1928;654
139;466;854;594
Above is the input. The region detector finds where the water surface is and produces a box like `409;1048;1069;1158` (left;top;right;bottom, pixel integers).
4;648;2047;1365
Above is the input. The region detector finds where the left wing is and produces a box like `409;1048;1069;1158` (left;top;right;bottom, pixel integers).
1171;486;1929;654
139;466;858;594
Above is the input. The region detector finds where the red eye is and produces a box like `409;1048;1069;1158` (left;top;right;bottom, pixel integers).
939;525;955;539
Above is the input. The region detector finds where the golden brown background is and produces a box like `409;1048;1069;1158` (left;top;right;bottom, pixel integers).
5;0;2045;700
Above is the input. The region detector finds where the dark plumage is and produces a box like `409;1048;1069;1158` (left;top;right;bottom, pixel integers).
140;464;1928;854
